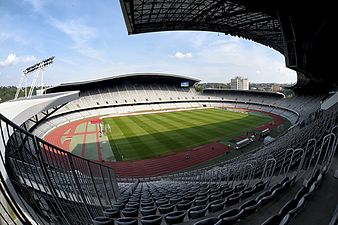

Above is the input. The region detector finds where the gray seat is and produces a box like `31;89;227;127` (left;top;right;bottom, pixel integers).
164;211;187;225
112;202;125;211
122;208;138;217
116;218;138;225
194;196;209;206
93;217;114;225
193;217;218;225
158;204;175;214
141;215;162;225
104;209;120;218
208;199;226;213
187;205;208;220
217;209;245;225
176;200;192;211
141;206;157;216
226;192;243;206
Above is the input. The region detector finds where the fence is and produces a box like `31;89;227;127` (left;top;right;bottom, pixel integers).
0;113;120;225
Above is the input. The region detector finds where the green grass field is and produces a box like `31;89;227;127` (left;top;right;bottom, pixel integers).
103;108;271;161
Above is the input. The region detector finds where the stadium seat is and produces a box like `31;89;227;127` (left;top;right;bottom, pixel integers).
193;217;218;225
288;197;305;220
140;215;162;225
92;217;114;225
164;211;187;225
226;192;243;206
141;206;157;216
122;208;138;217
116;218;138;225
112;202;125;211
176;200;193;211
208;199;226;213
187;205;208;219
158;204;175;214
194;196;209;206
104;209;120;218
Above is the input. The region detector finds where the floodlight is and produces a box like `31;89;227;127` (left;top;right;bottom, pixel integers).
15;56;55;99
23;56;54;75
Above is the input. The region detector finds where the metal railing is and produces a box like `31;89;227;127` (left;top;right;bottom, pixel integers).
0;113;120;225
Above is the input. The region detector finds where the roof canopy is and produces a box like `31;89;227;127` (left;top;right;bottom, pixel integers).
46;73;200;93
120;0;335;92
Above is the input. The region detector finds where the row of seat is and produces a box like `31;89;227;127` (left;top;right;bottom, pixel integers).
192;176;294;225
91;176;293;225
261;168;324;225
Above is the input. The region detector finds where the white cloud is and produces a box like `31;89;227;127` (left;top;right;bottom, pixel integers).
0;53;36;67
51;19;101;59
0;32;27;44
23;0;44;12
171;51;193;60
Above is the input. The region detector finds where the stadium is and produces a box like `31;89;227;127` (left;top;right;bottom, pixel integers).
0;1;337;225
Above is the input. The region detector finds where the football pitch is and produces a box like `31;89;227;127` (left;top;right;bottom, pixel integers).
103;108;271;161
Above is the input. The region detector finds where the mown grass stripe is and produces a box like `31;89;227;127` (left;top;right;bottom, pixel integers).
109;117;150;160
128;116;184;153
104;108;274;161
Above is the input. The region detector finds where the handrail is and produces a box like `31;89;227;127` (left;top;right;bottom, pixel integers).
0;113;120;224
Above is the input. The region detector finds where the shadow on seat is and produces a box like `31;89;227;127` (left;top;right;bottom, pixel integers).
141;206;157;216
141;215;162;225
187;205;208;220
104;208;120;218
164;211;187;225
116;218;138;225
93;217;114;225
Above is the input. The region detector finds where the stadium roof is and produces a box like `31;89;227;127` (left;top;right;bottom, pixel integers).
46;73;200;93
119;0;335;92
120;0;283;53
0;91;79;125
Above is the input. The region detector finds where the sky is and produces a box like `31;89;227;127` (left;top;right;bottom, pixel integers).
0;0;297;86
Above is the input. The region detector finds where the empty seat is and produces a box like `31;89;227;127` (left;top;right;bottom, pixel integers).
176;200;192;211
122;208;138;217
187;205;208;220
221;188;234;198
255;181;267;192
155;199;168;206
210;192;222;202
116;218;138;225
158;204;175;214
104;209;120;218
235;183;245;192
288;197;305;220
93;217;114;225
141;215;162;225
164;211;187;225
226;192;243;206
193;217;218;225
112;202;125;211
217;208;244;225
126;202;139;209
194;196;209;206
141;201;155;207
242;186;256;199
141;206;157;216
170;197;183;204
208;199;226;213
240;199;261;217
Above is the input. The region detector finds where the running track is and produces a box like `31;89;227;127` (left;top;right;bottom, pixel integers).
44;109;286;177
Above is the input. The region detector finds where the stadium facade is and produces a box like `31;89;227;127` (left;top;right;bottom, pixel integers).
0;1;337;225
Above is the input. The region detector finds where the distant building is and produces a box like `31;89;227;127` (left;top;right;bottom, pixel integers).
271;84;282;92
230;76;249;90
